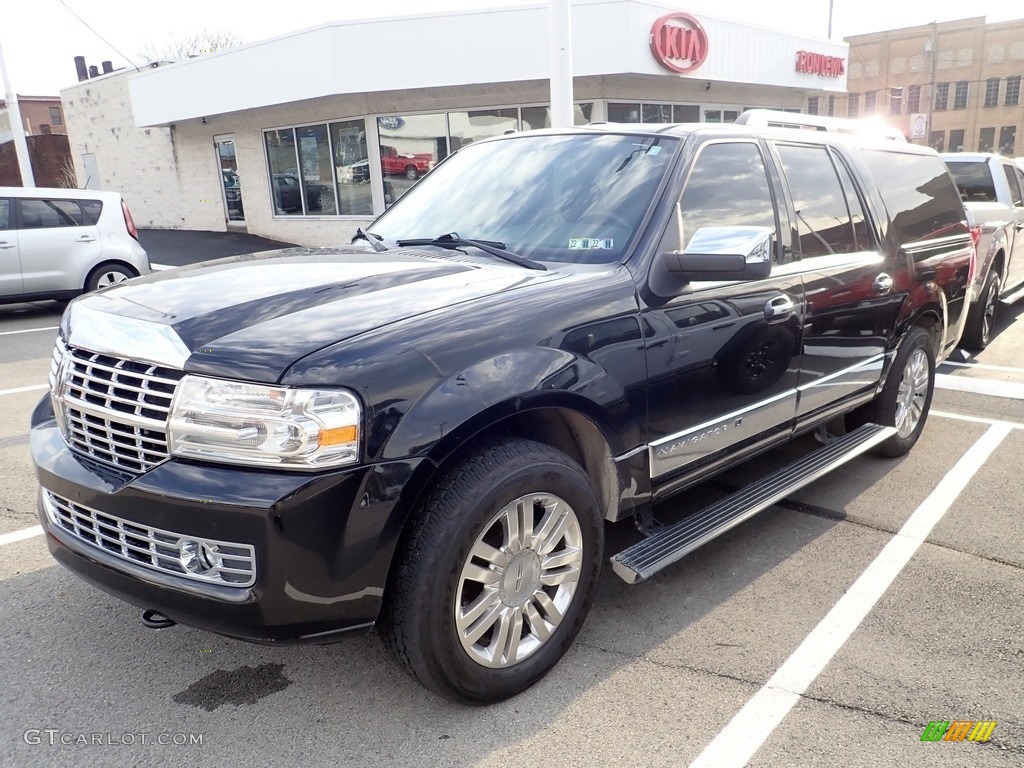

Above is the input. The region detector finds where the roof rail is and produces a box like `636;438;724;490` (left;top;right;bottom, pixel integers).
735;109;907;142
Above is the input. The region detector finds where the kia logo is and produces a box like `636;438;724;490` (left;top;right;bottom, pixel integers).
650;13;709;74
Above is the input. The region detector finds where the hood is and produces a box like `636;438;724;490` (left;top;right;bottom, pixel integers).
64;246;564;381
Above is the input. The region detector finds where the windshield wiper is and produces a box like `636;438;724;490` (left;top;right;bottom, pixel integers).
353;227;388;252
395;232;546;271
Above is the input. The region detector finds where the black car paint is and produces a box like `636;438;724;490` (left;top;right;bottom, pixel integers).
32;124;973;644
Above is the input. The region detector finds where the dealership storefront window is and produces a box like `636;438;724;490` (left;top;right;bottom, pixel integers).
264;120;372;217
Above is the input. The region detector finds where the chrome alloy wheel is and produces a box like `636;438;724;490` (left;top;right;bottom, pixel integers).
455;493;583;669
95;270;130;288
895;348;929;438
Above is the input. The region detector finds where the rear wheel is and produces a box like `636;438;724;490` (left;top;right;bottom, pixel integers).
380;438;603;703
86;263;135;292
404;165;419;180
962;269;1000;351
850;326;935;458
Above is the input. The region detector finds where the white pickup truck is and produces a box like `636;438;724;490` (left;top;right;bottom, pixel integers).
941;152;1024;349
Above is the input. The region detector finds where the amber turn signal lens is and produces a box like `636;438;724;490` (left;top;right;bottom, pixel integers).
319;425;358;446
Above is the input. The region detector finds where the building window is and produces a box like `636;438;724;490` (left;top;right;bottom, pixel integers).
642;104;673;123
1006;76;1021;106
864;92;877;112
934;82;950;112
889;88;902;116
40;124;52;135
984;78;1000;108
847;93;859;117
608;103;640;122
807;97;819;115
953;81;969;110
827;96;835;116
907;85;921;113
519;103;592;130
49;107;62;125
673;105;699;122
999;126;1017;156
978;127;995;152
703;109;739;123
331;120;372;215
949;129;965;152
448;108;518;152
929;131;945;152
378;112;449;206
265;129;302;216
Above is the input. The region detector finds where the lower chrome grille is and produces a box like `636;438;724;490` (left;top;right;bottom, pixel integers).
54;344;184;474
44;491;256;587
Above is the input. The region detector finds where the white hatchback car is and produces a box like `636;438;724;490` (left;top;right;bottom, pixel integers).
0;187;150;304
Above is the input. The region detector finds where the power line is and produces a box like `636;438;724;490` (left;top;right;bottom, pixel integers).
56;0;140;72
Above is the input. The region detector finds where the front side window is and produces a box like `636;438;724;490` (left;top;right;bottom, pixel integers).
1002;164;1023;206
678;142;777;250
775;144;860;257
370;132;678;264
864;151;967;244
19;199;87;229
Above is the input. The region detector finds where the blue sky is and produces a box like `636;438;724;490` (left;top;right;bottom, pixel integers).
3;0;1021;95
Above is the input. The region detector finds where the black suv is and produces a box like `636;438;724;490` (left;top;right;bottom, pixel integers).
32;113;973;703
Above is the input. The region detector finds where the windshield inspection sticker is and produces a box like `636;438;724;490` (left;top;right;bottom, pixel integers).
569;238;614;249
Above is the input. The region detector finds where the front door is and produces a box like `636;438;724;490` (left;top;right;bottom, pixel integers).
643;140;803;483
216;136;245;224
1003;163;1024;292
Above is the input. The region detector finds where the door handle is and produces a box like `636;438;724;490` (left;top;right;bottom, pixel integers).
0;241;14;249
764;295;794;323
873;273;894;294
76;236;96;243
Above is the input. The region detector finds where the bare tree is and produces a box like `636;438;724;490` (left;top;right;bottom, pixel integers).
56;157;80;189
138;30;244;62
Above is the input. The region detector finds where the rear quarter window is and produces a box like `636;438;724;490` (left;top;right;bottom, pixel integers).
80;199;103;224
862;151;966;244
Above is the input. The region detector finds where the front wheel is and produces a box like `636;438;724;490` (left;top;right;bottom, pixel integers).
849;326;935;458
404;165;419;180
380;438;603;703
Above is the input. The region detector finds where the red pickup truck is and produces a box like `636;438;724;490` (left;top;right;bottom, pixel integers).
380;145;434;180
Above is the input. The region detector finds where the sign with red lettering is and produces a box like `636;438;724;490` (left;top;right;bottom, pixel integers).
795;51;846;77
650;13;709;74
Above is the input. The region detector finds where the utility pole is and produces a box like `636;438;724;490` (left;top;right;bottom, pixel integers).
828;0;834;39
925;21;938;148
548;0;574;128
0;39;35;187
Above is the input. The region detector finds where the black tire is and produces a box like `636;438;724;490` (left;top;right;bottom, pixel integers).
380;437;603;703
404;165;419;180
961;269;1001;351
86;263;135;293
850;326;935;458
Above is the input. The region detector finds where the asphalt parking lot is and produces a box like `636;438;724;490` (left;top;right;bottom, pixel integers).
1;237;1022;767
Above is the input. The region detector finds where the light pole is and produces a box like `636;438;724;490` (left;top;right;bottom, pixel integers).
548;0;574;129
0;39;34;186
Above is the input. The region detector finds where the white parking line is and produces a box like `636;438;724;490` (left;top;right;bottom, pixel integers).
932;409;1024;430
151;263;173;271
689;423;1012;768
935;373;1024;400
0;525;44;547
0;325;59;337
0;384;48;397
940;360;1024;374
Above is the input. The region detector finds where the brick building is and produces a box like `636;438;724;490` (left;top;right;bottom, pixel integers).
0;95;67;140
840;16;1024;155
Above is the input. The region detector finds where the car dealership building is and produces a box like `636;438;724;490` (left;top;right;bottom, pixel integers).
60;0;848;246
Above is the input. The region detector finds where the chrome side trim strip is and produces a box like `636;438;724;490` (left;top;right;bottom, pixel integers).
796;353;886;392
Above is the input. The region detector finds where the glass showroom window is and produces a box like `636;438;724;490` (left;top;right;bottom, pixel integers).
332;120;372;215
378;113;449;207
296;124;335;215
265;129;302;216
520;103;593;131
449;108;519;151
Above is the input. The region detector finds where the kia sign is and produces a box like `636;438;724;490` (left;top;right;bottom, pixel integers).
650;13;709;74
795;51;845;77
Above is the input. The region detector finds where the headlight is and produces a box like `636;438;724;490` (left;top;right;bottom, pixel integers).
168;376;361;470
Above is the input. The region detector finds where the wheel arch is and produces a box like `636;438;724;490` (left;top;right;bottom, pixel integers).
84;259;139;291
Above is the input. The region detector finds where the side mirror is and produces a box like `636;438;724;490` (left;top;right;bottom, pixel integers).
659;225;773;283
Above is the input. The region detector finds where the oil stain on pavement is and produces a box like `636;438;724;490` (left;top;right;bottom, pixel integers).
173;663;292;711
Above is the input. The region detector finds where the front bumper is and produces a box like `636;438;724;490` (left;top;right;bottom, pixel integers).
31;398;423;644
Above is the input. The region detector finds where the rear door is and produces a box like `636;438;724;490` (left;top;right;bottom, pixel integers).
1001;163;1024;291
0;198;22;297
642;139;804;485
767;141;899;424
16;197;103;293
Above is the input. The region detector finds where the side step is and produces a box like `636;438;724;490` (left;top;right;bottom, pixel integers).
610;423;897;584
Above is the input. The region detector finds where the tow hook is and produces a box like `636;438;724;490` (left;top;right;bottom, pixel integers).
141;609;176;629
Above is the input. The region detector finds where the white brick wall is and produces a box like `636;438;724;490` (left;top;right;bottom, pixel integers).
61;73;185;229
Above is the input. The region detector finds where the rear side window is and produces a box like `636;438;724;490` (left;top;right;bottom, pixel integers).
0;200;9;230
680;142;777;249
775;143;863;257
80;199;103;224
945;161;996;202
20;199;88;229
1001;165;1023;206
863;151;966;244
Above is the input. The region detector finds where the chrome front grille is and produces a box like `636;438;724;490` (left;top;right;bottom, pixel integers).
43;491;256;587
55;344;184;473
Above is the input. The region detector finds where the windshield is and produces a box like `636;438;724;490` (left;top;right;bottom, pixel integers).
370;132;678;264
